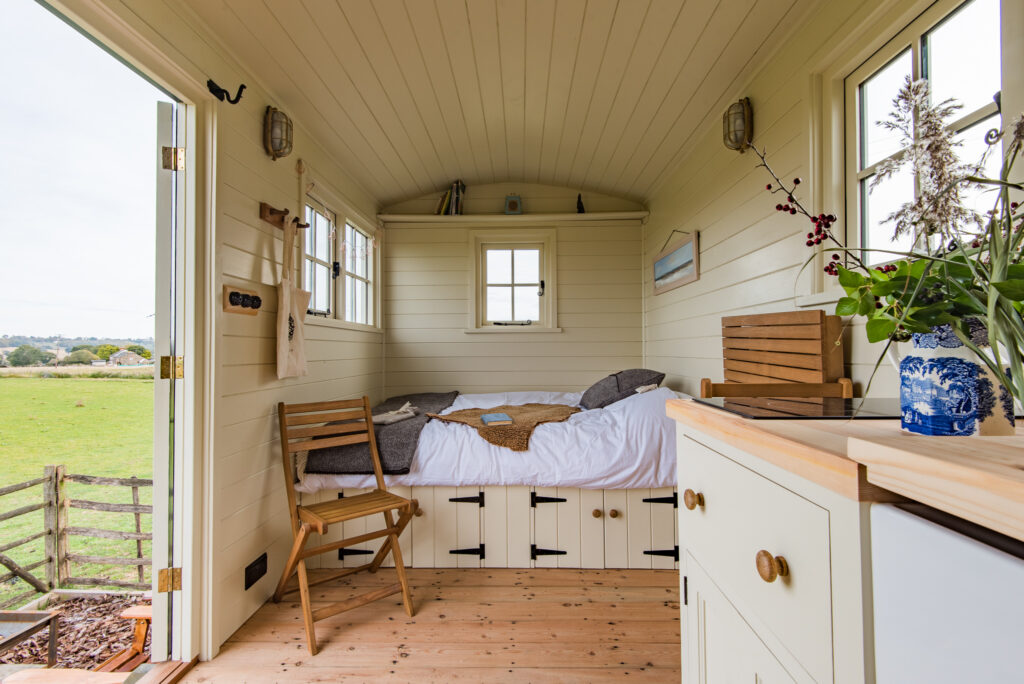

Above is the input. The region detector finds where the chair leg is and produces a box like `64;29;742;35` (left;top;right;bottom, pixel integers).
274;522;312;603
389;532;414;617
295;557;318;656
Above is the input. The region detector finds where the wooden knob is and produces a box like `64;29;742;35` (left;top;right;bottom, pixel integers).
414;507;424;517
755;550;789;583
682;489;705;510
592;509;603;518
608;509;620;518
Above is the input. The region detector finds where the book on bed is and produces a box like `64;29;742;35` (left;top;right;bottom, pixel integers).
480;412;513;426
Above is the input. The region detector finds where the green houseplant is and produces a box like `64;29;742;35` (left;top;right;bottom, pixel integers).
754;77;1024;428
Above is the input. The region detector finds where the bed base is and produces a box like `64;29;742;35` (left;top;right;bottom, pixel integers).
300;486;678;570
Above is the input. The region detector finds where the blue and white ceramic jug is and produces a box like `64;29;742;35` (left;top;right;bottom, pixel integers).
899;322;1015;436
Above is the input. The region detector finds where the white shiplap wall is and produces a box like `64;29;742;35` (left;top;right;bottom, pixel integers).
54;0;385;653
382;185;644;395
642;0;916;399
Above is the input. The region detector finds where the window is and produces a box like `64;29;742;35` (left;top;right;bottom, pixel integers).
846;0;1002;264
469;229;557;330
342;222;373;325
304;199;335;315
302;197;376;327
483;246;542;323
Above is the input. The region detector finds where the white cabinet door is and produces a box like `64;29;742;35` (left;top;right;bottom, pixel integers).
686;552;795;683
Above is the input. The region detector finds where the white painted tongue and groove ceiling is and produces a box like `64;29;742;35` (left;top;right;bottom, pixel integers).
182;0;819;206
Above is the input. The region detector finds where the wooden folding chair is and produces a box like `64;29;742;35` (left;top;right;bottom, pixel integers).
273;397;417;655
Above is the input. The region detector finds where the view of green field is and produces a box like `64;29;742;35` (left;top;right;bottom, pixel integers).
0;377;153;607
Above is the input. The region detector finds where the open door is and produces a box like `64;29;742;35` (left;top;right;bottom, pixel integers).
152;99;187;662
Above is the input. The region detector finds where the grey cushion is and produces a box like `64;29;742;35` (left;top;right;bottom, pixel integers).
580;369;665;409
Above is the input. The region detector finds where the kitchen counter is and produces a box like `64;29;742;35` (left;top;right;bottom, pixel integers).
667;397;1024;536
667;398;902;501
848;433;1024;542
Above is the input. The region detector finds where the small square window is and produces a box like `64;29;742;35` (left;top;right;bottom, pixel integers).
470;229;556;330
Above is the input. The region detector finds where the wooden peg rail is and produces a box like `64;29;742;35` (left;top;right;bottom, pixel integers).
259;202;309;230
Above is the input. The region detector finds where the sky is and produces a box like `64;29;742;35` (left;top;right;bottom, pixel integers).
0;0;169;339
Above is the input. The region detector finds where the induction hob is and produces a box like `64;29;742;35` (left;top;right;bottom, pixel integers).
693;396;903;420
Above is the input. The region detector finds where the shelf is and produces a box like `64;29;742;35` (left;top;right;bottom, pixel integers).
377;211;648;224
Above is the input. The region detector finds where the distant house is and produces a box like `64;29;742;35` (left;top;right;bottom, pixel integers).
108;349;144;366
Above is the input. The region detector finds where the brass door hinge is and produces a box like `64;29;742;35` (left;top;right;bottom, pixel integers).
159;356;184;379
157;567;182;592
161;146;185;171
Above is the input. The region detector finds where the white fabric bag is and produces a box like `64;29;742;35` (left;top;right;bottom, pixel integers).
277;218;311;379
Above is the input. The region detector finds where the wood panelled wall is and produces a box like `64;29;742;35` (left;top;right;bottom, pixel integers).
642;0;907;399
61;0;385;654
381;186;644;395
213;91;382;656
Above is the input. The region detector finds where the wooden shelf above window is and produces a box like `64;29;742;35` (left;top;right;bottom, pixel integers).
377;211;648;224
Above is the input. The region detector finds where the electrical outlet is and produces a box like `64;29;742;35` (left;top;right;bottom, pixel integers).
223;285;261;316
244;552;267;590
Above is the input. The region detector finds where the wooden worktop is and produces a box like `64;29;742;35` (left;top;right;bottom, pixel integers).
847;433;1024;542
666;398;904;502
667;398;1024;539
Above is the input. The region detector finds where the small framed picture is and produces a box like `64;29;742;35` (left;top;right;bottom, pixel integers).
653;231;699;295
504;194;522;214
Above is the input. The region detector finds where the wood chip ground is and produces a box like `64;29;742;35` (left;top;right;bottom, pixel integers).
0;595;150;669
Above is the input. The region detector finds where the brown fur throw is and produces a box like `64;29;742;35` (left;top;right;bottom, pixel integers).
427;403;581;451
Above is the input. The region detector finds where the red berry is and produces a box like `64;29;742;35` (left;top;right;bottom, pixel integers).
776;204;783;211
832;254;840;260
790;208;797;215
766;184;772;190
827;214;836;222
793;178;801;185
806;240;814;246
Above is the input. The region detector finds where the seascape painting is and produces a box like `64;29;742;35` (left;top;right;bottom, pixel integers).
653;232;699;295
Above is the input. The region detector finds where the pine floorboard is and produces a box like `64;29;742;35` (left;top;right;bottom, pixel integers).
181;568;681;683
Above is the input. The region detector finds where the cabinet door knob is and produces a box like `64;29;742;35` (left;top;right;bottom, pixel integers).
414;507;424;517
608;509;620;518
682;489;705;510
755;549;789;583
592;509;603;518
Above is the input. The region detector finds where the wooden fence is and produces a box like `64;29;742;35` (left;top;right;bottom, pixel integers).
0;465;152;608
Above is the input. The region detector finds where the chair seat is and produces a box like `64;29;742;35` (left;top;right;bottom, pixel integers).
298;489;412;532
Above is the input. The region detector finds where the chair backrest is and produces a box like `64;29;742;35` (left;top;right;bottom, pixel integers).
700;309;850;399
276;397;385;528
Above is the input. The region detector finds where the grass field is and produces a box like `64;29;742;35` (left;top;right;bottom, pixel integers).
0;377;153;606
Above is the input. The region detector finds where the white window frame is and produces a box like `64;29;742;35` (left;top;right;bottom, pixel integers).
468;228;558;332
339;221;375;326
803;0;1022;303
298;164;381;333
844;0;1002;264
303;196;336;317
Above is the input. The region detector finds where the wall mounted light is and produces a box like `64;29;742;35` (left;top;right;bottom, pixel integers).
263;106;293;160
723;97;753;152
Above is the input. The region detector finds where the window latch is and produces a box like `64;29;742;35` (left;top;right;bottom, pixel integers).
332;261;340;279
538;279;545;296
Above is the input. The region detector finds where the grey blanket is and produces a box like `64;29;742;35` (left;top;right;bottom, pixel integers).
304;392;459;475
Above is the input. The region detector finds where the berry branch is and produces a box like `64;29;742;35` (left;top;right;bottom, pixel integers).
750;145;871;276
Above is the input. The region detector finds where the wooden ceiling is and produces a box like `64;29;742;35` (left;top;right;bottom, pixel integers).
182;0;817;206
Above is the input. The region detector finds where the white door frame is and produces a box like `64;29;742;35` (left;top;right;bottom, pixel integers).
44;0;218;663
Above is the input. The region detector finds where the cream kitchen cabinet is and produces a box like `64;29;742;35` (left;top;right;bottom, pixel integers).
669;399;897;683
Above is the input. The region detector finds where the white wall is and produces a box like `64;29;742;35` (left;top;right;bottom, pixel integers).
641;0;930;399
382;184;645;395
53;0;384;654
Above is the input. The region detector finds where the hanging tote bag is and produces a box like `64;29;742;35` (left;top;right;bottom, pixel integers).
277;218;311;379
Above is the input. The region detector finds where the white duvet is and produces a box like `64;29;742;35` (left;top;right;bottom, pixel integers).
296;387;682;493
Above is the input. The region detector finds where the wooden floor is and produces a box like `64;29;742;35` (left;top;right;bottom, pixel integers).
181;568;681;683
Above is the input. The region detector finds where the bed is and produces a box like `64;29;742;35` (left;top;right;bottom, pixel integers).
295;383;685;571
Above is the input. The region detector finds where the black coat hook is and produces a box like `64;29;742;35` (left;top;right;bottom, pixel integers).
207;79;246;104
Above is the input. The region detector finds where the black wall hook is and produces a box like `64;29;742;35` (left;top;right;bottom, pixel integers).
207;79;246;104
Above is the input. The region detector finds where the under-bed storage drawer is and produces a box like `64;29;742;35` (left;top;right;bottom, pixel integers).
680;434;833;682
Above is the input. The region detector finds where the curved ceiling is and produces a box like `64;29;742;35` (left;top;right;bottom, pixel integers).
182;0;818;206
